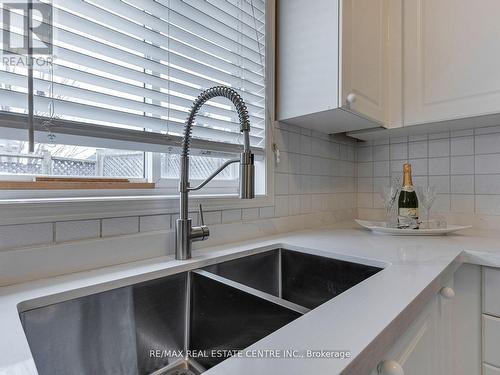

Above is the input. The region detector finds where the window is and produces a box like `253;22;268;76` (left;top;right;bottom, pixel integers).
0;0;267;196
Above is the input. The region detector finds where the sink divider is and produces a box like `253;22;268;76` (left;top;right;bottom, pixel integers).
193;270;310;315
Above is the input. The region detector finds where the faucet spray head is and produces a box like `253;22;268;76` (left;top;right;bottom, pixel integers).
239;150;255;199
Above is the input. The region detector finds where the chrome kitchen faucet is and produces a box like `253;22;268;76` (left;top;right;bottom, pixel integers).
175;86;255;260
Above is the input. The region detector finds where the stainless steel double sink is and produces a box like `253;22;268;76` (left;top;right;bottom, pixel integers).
19;248;382;375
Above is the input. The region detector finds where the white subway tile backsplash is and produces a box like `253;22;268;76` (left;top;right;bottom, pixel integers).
139;215;171;233
55;220;100;242
412;176;428;188
409;141;428;159
288;153;301;175
451;137;474;156
428;139;450;157
275;196;289;217
373;145;390;161
428;157;450;175
390;143;408;160
451;195;474;213
275;151;289;174
357;162;373;177
433;194;451;212
275;173;289;195
203;211;222;225
429;176;450;193
357;193;373;208
289;131;301;152
102;217;139;237
409;158;428;176
242;208;259;221
475;133;500;154
475;125;500;135
300;155;312;175
259;206;275;219
340;144;355;161
221;209;242;224
451;156;474;175
451;175;474;194
373;177;390;193
476;195;500;215
391;160;406;174
450;129;473;137
288;174;301;195
0;223;53;250
476;154;500;174
373;161;390;177
475;174;500;194
300;195;312;213
289;195;301;216
429;131;450;140
330;143;341;159
390;136;408;144
357;178;373;193
352;127;500;217
409;134;428;142
357;146;373;162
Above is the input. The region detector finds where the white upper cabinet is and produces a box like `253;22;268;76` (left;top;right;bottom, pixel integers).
404;0;500;126
277;0;395;133
342;0;388;124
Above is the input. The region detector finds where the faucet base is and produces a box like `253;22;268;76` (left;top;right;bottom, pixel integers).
175;218;210;260
175;218;192;260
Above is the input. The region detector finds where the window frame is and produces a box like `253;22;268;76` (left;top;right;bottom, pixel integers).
0;0;276;225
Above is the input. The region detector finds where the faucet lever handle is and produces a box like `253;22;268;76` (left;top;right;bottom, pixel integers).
198;204;205;226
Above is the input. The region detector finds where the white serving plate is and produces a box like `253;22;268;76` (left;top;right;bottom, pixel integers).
355;219;471;236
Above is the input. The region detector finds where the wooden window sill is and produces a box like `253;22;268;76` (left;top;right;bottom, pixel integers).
0;177;155;190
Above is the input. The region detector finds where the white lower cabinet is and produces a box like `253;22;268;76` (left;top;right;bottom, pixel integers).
484;267;500;371
483;315;500;367
372;282;454;375
372;265;485;375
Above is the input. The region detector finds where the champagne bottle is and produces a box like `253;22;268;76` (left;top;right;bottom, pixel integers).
398;163;419;228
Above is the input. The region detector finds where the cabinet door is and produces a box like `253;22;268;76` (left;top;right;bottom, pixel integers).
277;0;339;121
342;0;395;125
373;295;440;375
404;0;500;126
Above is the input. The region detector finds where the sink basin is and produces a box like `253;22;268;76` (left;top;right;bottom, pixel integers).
20;270;300;375
19;248;383;375
203;248;383;309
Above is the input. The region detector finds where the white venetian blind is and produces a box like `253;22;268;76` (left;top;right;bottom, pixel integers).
0;0;266;153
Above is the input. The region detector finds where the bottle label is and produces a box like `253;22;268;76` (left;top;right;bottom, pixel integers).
399;207;419;218
401;186;415;192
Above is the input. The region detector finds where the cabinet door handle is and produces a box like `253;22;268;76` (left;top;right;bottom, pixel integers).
346;92;357;107
440;286;455;300
377;360;404;375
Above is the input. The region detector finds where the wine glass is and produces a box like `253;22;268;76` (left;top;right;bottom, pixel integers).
416;185;437;228
380;180;401;227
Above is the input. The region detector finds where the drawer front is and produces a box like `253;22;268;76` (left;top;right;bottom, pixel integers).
484;364;500;375
484;314;500;367
484;267;500;317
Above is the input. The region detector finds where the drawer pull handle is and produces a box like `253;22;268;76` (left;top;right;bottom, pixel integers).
377;360;404;375
440;287;455;300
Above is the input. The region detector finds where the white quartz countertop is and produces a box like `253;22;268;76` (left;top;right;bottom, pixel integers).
2;223;500;375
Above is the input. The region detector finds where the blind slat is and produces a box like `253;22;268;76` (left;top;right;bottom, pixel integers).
0;0;267;152
90;0;264;64
53;2;265;81
36;65;266;124
52;61;265;118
